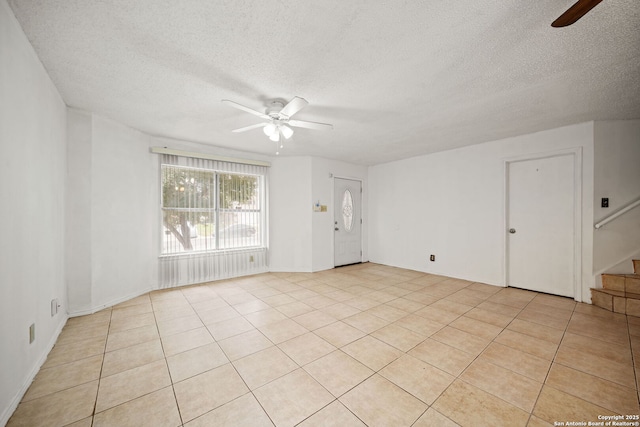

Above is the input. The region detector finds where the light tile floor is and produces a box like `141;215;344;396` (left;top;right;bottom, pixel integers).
8;263;640;426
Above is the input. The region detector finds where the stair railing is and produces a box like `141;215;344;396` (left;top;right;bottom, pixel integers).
595;195;640;229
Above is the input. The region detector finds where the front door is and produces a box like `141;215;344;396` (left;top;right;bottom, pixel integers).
334;178;362;267
507;154;576;297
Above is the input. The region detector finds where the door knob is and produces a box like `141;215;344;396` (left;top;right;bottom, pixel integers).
509;228;516;234
335;227;339;231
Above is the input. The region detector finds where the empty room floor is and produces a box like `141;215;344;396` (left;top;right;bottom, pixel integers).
8;263;640;426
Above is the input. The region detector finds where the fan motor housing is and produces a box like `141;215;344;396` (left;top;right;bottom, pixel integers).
266;101;285;118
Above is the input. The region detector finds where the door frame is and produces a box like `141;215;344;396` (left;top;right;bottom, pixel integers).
503;147;583;301
333;175;363;267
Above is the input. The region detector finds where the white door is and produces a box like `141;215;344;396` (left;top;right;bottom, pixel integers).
507;154;575;297
334;178;362;267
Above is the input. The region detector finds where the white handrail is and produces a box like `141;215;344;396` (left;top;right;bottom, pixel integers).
595;197;640;229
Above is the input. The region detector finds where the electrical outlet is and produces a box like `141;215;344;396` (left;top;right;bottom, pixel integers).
249;255;254;262
29;323;35;344
430;254;435;262
51;298;59;316
601;198;609;208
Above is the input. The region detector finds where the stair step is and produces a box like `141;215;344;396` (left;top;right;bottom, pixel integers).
591;288;640;317
593;261;640;317
602;273;640;293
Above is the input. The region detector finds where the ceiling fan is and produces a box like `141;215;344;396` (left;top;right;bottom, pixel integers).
222;96;333;154
552;0;603;27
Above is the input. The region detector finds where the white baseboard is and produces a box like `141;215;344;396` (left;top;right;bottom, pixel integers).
0;314;68;426
67;287;154;317
68;268;271;316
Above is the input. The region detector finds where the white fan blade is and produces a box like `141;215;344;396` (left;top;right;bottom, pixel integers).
232;123;267;133
222;100;269;119
280;97;309;118
288;119;333;131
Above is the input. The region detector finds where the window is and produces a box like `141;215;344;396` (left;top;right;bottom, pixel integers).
161;164;264;255
342;189;354;232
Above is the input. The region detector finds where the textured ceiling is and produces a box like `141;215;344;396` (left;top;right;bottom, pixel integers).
8;0;640;165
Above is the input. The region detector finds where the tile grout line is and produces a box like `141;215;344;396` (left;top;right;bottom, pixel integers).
523;293;577;426
151;294;185;427
626;315;640;407
235;273;397;425
417;286;536;426
19;267;639;426
90;307;113;426
179;280;286;426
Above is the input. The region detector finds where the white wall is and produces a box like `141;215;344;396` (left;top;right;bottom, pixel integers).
269;157;313;271
91;115;156;308
268;156;369;273
311;157;368;271
0;1;68;423
593;120;640;274
66;111;155;313
369;122;595;301
66;109;93;313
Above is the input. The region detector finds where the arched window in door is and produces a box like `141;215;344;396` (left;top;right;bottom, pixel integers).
342;189;354;232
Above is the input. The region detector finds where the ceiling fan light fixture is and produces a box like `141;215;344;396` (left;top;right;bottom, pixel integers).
281;125;293;139
263;123;276;136
224;97;333;155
